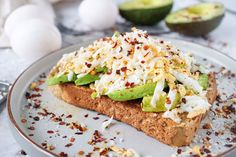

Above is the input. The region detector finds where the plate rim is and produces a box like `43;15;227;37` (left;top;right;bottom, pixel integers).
7;37;236;157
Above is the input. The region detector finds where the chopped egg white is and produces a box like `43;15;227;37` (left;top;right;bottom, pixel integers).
67;71;74;81
180;96;211;118
101;116;113;132
162;108;182;123
171;70;203;94
151;78;165;107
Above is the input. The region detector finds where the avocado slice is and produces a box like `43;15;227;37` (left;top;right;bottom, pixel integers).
141;92;181;112
165;2;224;36
108;82;156;101
75;74;100;86
119;0;173;25
95;66;108;73
198;74;208;90
46;73;77;86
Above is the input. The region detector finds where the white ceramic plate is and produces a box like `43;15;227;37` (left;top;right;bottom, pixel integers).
7;38;236;157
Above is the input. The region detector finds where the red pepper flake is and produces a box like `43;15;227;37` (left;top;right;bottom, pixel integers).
93;117;99;120
144;33;148;38
33;116;40;121
47;130;54;134
78;151;84;155
25;92;30;99
20;150;27;155
204;148;211;154
49;145;55;150
160;40;164;44
28;126;35;130
85;62;92;68
125;82;135;88
141;60;145;64
127;49;132;56
124;38;129;43
107;70;112;75
202;123;212;129
182;98;187;104
224;144;233;147
41;142;47;147
166;97;171;104
144;52;150;57
70;137;75;142
143;45;149;50
177;149;182;154
30;93;41;99
112;42;117;48
121;67;127;72
33;103;41;109
59;121;66;125
206;131;212;135
116;70;121;75
75;132;83;135
21;119;27;124
215;131;219;136
66;114;72;118
65;143;73;147
59;152;68;157
99;148;108;156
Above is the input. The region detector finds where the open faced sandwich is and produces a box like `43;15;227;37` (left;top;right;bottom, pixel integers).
47;28;217;147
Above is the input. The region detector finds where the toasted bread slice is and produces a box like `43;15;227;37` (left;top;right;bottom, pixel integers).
49;72;217;146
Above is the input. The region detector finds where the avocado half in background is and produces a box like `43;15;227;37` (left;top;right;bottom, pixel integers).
119;0;173;26
165;2;225;36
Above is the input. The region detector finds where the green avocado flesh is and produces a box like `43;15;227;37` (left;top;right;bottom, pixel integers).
75;74;100;86
141;92;181;112
95;66;108;73
46;74;76;86
119;0;173;25
108;82;157;101
165;2;224;36
198;74;208;90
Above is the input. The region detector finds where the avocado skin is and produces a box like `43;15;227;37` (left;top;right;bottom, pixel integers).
47;74;76;86
119;3;173;26
75;74;100;86
166;14;224;36
198;74;209;90
108;82;156;101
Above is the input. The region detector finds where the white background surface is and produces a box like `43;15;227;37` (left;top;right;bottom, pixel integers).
0;0;235;156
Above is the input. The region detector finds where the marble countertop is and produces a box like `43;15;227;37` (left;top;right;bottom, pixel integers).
0;0;235;156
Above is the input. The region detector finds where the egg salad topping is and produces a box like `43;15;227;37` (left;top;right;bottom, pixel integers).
51;28;211;122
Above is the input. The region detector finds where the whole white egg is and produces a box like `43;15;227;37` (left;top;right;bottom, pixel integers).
10;19;62;62
4;4;54;38
78;0;118;30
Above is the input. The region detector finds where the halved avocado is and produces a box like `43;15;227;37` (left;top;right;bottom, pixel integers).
108;82;156;101
141;92;181;112
119;0;173;25
46;74;77;86
75;74;100;86
165;2;225;36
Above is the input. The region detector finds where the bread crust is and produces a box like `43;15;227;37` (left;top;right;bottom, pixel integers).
49;72;217;147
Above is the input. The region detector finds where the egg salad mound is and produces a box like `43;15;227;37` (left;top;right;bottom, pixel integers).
47;28;211;123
